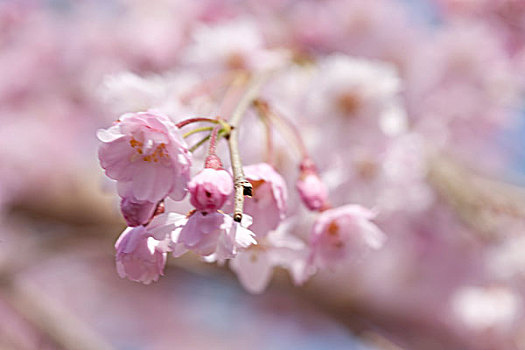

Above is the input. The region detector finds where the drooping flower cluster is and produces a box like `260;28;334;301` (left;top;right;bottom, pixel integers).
98;102;386;292
87;10;524;338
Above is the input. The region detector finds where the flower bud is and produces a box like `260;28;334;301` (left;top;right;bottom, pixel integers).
204;154;223;170
296;173;329;211
188;168;233;211
120;197;158;227
296;158;328;211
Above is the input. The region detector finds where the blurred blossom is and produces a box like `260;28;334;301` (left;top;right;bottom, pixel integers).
296;172;329;212
308;205;386;270
230;221;310;294
451;286;520;331
181;19;289;73
242;163;288;238
487;234;525;279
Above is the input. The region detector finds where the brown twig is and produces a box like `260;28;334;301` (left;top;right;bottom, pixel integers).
227;73;270;222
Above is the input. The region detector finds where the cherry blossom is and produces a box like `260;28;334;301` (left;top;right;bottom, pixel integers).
178;211;256;261
115;225;169;284
181;19;288;73
242;163;287;237
308;205;386;270
230;223;310;294
97;111;191;203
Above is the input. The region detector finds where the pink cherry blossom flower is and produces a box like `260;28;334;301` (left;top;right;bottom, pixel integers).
309;205;386;270
178;211;256;261
115;225;169;284
242;163;287;237
181;19;288;73
120;197;158;227
188;168;233;211
305;55;404;144
97;111;191;203
230;223;310;294
147;211;189;258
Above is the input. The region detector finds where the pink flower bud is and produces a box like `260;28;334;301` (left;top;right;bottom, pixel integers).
115;226;168;284
296;172;329;211
188;168;233;211
120;197;157;227
204;154;223;170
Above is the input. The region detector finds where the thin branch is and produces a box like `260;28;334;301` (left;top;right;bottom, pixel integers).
0;273;114;350
428;154;525;239
218;73;250;119
227;73;270;222
176;117;219;128
254;99;308;159
228;74;268;126
253;101;275;165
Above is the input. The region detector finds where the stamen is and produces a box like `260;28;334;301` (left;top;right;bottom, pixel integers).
328;221;339;236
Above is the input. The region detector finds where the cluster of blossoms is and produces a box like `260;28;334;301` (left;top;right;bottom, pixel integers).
98;104;386;292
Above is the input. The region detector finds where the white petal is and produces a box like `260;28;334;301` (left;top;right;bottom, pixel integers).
97;127;123;142
359;220;387;249
230;250;273;294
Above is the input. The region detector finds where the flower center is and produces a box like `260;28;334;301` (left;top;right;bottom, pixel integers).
327;221;344;248
328;221;339;236
354;158;378;180
249;179;266;196
336;91;361;116
130;138;168;163
227;52;246;70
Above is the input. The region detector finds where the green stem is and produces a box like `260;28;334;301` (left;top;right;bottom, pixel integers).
183;126;214;138
189;135;211;153
189;129;228;153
